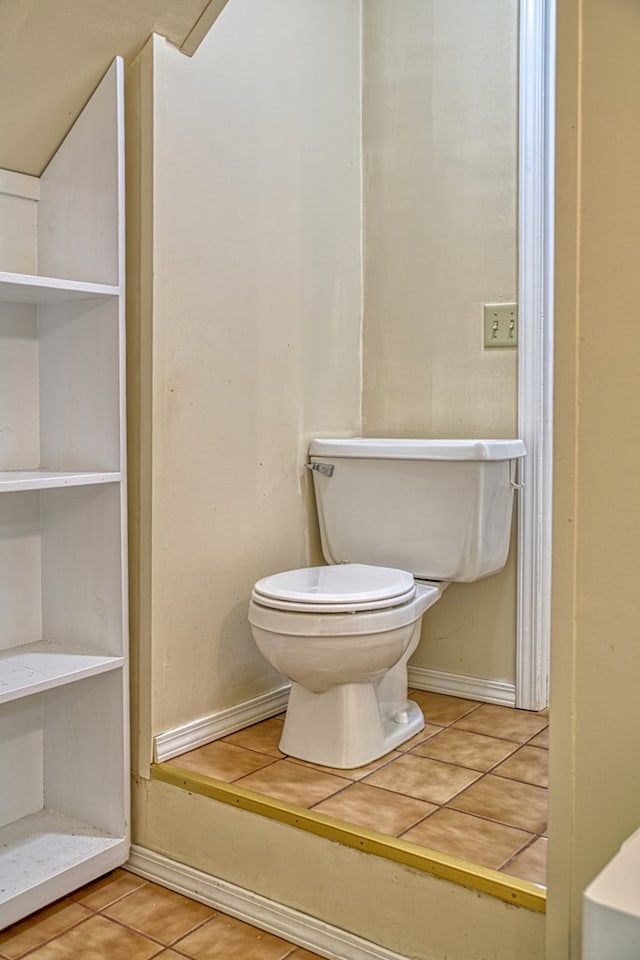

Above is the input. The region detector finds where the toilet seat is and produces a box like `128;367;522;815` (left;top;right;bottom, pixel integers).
252;563;416;613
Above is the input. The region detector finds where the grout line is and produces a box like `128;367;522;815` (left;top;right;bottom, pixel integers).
3;911;94;959
97;910;210;954
92;878;221;950
440;801;547;839
502;832;544;863
496;835;540;872
87;914;167;951
491;769;549;789
229;756;285;783
447;728;548;747
73;883;151;913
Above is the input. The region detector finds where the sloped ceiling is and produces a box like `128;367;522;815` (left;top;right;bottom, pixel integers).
0;0;230;176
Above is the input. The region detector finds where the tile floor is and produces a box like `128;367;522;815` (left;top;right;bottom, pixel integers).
171;691;549;887
0;694;547;958
0;870;322;959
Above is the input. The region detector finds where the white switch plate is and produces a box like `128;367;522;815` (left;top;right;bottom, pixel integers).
483;303;518;348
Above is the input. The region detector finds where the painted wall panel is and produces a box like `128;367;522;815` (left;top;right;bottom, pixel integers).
549;2;640;956
362;0;519;684
136;1;362;739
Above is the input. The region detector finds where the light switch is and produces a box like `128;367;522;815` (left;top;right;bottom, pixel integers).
483;303;518;348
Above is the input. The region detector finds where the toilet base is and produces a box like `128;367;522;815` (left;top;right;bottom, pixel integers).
279;681;425;769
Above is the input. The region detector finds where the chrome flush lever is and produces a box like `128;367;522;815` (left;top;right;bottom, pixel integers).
306;462;335;478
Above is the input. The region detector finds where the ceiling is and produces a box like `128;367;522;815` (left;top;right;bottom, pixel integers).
0;0;230;176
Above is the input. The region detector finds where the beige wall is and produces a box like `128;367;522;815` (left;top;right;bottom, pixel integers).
127;0;362;762
128;0;523;759
362;0;519;684
547;1;640;957
0;189;37;274
124;2;640;956
125;7;547;958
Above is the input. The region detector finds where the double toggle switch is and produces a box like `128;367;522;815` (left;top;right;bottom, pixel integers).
483;303;518;348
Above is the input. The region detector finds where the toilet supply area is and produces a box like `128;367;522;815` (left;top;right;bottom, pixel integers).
248;438;526;769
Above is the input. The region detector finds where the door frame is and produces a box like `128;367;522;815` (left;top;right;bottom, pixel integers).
516;0;556;710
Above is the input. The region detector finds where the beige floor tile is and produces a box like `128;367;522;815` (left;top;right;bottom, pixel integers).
172;741;277;782
311;781;437;835
363;753;481;804
0;900;92;959
103;881;215;945
289;750;403;780
493;745;549;787
529;726;550;749
395;723;443;752
236;759;349;807
70;867;148;910
447;773;548;834
409;691;481;725
452;704;548;743
19;915;162;960
501;837;548;886
400;807;533;870
410;727;519;771
175;914;295;960
222;718;286;758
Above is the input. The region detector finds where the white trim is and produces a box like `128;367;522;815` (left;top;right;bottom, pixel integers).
155;668;517;763
153;684;290;762
126;845;409;960
180;1;232;56
408;666;516;707
0;168;40;201
516;0;555;710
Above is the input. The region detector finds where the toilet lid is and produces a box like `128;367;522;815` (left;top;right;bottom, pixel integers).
251;563;416;613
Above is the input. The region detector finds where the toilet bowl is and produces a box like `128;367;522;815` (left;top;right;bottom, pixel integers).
249;563;443;768
249;437;526;769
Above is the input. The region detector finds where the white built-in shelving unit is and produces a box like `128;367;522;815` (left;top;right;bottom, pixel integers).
0;58;129;929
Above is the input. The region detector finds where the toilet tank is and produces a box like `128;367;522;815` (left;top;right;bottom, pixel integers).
308;438;526;582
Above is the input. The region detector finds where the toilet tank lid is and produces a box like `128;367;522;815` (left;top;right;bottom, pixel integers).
309;438;526;461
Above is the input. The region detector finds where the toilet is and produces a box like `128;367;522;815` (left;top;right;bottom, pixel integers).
249;437;526;769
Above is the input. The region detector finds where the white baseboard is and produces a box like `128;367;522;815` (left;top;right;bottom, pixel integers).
154;670;516;763
154;684;290;762
126;845;409;960
408;665;516;707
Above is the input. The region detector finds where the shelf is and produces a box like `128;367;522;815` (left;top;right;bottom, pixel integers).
0;271;119;305
0;471;121;493
0;642;124;705
0;56;128;928
0;810;126;929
